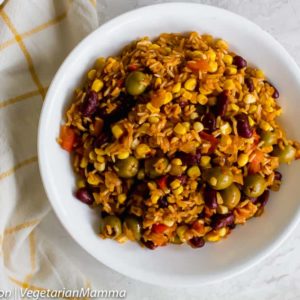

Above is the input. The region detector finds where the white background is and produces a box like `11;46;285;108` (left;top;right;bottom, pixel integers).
40;1;300;299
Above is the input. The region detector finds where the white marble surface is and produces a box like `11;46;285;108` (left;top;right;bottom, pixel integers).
41;1;300;299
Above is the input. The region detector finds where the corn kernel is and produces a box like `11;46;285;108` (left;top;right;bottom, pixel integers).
151;194;160;204
173;186;184;196
89;151;97;161
192;50;203;58
146;102;160;113
184;78;197;91
224;79;235;90
215;39;229;50
94;162;105;172
220;122;232;135
205;232;221;242
155;77;162;88
208;61;218;73
163;92;173;104
218;227;227;237
174;123;187;135
225;66;237;75
76;179;85;188
230;103;239;112
97;155;105;163
111;124;124;139
217;205;229;215
248;116;255;127
170;179;181;190
256;69;265;78
209;177;218;187
223;54;233;65
118;194;127;204
190;181;198;190
187;166;201;178
249;105;257;114
182;122;190;130
150;43;160;49
135;143;151;158
199;87;212;95
197;94;208;105
95;148;105;155
87;69;97;80
91;79;104;92
80;157;88;168
244;94;256;104
177;225;188;242
117;151;130;160
87;173;101;185
200;156;211;167
95;57;106;70
238;153;249;167
172;82;182;93
148;116;160;124
217;192;223;204
208;50;216;61
172;158;182;166
260;120;273;131
163;218;175;227
193;121;204;132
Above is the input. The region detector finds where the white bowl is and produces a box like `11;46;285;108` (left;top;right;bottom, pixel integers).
38;3;300;287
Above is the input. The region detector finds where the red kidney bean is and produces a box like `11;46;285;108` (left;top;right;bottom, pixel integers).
233;56;247;69
215;91;229;117
189;236;205;248
177;151;201;166
75;188;94;205
158;197;169;208
141;238;157;250
81;91;98;117
236;113;253;138
211;213;234;230
258;190;270;207
245;77;254;92
202;112;216;133
274;171;282;181
204;186;218;209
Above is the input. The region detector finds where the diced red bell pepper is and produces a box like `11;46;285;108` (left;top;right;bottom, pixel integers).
152;224;168;234
60;125;76;152
199;131;218;152
156;176;168;190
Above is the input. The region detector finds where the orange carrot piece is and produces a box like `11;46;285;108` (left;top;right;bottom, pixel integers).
60;125;76;152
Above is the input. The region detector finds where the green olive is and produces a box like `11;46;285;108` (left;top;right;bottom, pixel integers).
243;174;266;198
272;144;296;164
206;167;233;190
100;215;122;239
115;156;139;178
123;216;141;241
221;184;241;209
145;157;168;178
125;71;148;96
261;131;277;147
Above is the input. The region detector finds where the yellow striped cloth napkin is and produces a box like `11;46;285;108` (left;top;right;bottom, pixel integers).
0;0;98;293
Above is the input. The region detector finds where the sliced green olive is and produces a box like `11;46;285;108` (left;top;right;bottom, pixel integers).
243;174;266;197
261;131;277;147
125;71;148;96
100;215;122;239
272;144;296;164
123;216;141;241
221;183;241;209
205;167;233;190
115;156;139;178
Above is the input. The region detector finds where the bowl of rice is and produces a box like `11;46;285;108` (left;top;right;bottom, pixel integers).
38;3;300;286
